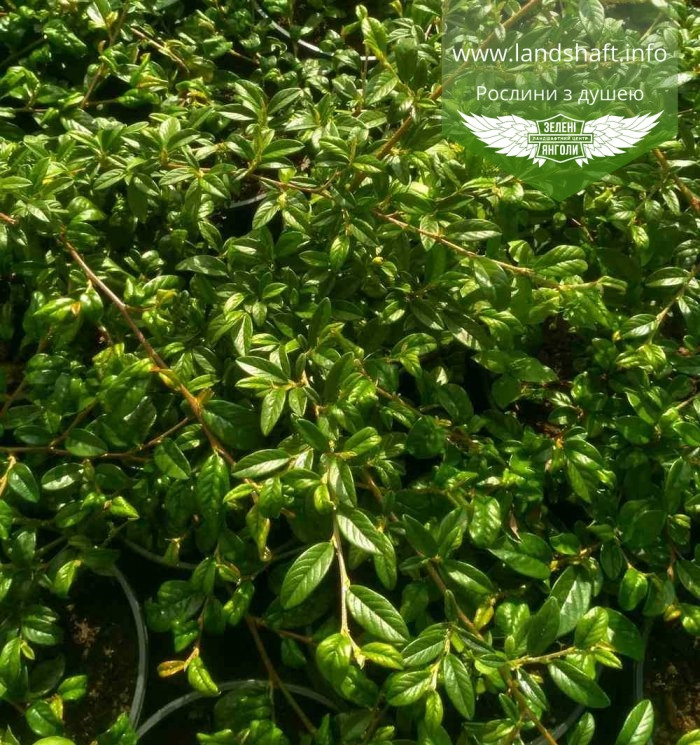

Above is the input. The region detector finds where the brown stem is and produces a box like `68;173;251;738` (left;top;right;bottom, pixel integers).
653;148;700;214
252;616;315;645
244;615;317;734
332;516;351;636
62;237;235;465
81;1;131;108
366;474;560;744
0;336;48;418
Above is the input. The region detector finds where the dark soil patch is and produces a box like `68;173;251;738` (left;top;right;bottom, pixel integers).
536;316;581;381
644;622;700;744
61;572;139;744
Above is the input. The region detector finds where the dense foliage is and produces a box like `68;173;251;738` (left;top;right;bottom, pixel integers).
0;0;699;744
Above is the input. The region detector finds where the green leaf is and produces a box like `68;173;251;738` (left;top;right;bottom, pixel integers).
468;496;501;548
606;610;644;661
677;731;700;745
154;439;191;480
223;581;254;626
65;429;107;457
441;654;475;718
574;607;609;648
295;419;330;452
280;542;334;609
385;670;432;706
233;450;290;479
490;539;551;580
187;656;220;696
614;699;654;745
442;561;493;598
176;255;229;277
346;585;410;645
548;660;610;708
678;561;700;600
41;464;83;492
25;701;62;736
316;632;352;687
618;568;649;611
57;675;87;701
261;389;286;436
406;417;446;458
343;428;382;457
8;463;39;503
527;597;560;656
402;627;446;667
567;713;595;745
109;496;139;519
361;642;404;670
550;567;592;636
237;356;288;382
337;510;383;555
579;0;605;37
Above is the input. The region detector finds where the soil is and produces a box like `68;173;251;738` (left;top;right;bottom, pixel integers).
62;572;139;744
535;316;581;381
0;572;139;744
644;622;700;744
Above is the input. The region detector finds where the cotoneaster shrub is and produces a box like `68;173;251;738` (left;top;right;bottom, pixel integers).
0;1;699;744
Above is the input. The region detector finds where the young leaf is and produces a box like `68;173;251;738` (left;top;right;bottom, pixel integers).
315;632;352;687
187;656;220;696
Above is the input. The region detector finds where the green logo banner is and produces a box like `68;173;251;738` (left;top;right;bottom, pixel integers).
442;0;680;198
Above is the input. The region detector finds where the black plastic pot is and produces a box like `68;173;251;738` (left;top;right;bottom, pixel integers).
253;2;377;63
633;620;655;745
529;702;584;745
136;679;336;740
111;565;149;726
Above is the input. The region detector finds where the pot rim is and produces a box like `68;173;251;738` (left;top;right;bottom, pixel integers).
109;565;149;727
527;702;585;745
253;2;378;63
136;678;337;738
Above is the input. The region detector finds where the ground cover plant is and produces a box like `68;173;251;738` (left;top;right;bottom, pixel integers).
0;0;700;744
